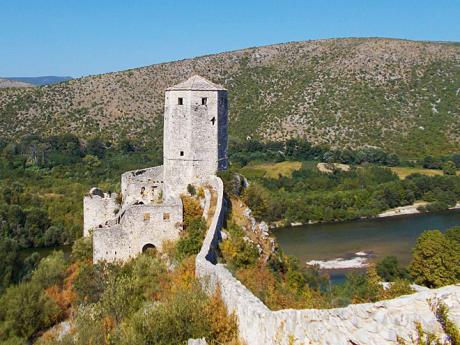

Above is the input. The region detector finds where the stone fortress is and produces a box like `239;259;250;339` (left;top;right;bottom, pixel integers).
83;75;228;262
83;75;460;344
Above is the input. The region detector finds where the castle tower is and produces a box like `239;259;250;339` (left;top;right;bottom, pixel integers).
163;75;228;195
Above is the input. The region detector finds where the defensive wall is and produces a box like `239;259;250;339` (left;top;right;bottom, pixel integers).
196;176;460;345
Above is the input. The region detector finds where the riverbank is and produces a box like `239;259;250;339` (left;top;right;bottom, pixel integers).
273;209;460;272
377;202;460;218
269;202;460;229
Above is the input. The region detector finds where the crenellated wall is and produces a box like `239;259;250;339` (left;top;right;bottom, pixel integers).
196;176;460;345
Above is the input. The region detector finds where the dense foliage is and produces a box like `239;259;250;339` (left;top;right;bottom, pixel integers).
219;220;415;310
0;134;163;293
228;137;403;167
0;192;238;344
409;227;460;288
238;164;460;224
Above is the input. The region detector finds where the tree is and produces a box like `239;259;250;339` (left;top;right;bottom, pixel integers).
86;138;106;159
82;154;101;170
409;230;459;287
442;160;457;175
376;256;409;282
243;184;270;220
385;153;400;167
0;239;21;293
451;153;460;168
0;281;59;339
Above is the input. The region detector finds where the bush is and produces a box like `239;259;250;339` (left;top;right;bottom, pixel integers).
187;184;196;196
71;236;93;262
31;252;67;289
0;281;60;340
376;256;410;282
410;230;460;287
175;218;207;261
117;284;220;345
181;195;202;227
442;160;457;175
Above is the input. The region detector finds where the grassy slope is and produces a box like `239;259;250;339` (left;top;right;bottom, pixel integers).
240;160;459;180
0;38;460;157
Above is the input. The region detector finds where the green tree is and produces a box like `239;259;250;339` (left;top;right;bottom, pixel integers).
0;281;59;339
410;230;459;287
85;138;106;159
376;256;409;282
0;239;21;293
82;154;101;170
442;160;457;175
31;251;67;289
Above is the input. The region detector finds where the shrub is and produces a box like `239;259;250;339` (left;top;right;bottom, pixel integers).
31;251;67;289
376;256;410;282
410;230;460;287
175;218;207;261
187;184;196;196
120;283;213;345
0;281;60;340
71;236;93;262
181;195;202;227
442;161;457;175
220;236;259;270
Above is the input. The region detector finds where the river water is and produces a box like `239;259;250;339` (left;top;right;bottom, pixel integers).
272;210;460;283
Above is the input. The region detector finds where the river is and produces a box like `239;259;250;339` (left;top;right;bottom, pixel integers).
272;210;460;284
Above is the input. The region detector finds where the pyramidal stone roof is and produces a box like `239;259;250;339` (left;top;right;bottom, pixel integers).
166;75;226;91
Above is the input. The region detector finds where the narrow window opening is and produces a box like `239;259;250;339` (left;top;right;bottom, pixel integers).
180;151;184;156
201;97;207;105
211;117;216;125
178;97;183;105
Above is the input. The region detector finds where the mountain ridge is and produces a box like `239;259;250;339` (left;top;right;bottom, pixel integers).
0;78;35;88
0;37;459;158
2;76;73;86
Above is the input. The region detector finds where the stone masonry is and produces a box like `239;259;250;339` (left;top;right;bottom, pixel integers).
83;75;228;262
196;176;460;345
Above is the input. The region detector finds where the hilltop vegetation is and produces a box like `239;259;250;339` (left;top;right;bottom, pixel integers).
1;38;460;158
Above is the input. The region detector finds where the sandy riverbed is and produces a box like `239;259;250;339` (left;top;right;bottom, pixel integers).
377;202;460;218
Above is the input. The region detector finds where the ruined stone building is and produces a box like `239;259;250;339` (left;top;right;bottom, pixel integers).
83;75;228;262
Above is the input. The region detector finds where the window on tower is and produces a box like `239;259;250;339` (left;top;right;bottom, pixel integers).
201;97;207;105
180;151;184;156
178;97;183;105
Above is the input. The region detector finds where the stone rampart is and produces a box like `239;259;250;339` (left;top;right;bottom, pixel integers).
196;176;460;345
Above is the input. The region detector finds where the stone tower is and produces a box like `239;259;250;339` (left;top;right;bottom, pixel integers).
163;75;228;195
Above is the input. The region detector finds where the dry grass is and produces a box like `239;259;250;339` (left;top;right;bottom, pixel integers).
206;187;218;228
240;161;302;179
390;167;446;179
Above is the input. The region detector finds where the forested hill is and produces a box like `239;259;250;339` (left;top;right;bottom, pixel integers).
1;38;459;158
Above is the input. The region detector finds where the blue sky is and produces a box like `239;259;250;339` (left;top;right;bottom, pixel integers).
1;0;459;77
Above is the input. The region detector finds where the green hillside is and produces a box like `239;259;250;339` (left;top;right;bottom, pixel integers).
1;38;459;158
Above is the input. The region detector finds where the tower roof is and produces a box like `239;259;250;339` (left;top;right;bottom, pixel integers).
166;75;226;91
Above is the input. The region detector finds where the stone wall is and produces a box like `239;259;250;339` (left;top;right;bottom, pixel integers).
163;89;227;196
121;166;164;207
83;189;119;236
196;176;460;345
93;197;182;262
